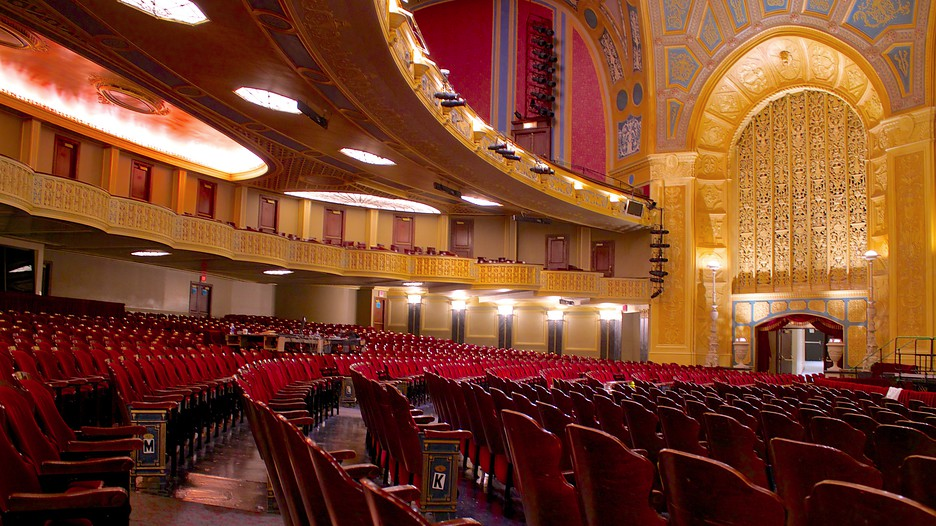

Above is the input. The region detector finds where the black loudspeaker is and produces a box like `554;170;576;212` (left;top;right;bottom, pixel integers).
297;100;328;129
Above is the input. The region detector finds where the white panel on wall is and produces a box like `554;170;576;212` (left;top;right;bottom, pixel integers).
565;310;600;357
466;305;498;347
513;306;547;353
274;284;358;323
385;294;408;333
421;295;451;339
45;250;275;317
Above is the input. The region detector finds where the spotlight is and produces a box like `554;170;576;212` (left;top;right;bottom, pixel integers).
440;99;466;107
514;111;523;120
488;142;508;151
531;91;555;102
649;270;668;277
649;257;669;263
647;199;657;210
433;91;460;100
532;37;553;49
532;75;556;87
650;242;670;249
532;50;558;62
496;148;516;156
532;63;556;73
531;163;555;175
650;288;663;299
502;154;521;161
533;25;555;36
650;228;670;235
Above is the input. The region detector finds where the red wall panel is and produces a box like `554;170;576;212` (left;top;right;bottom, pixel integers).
570;28;606;177
414;1;495;122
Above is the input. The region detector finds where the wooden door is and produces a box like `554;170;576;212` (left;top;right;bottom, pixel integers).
130;161;151;201
259;197;278;233
591;240;615;277
545;235;568;270
196;180;216;218
189;283;212;317
324;208;344;244
52;136;79;179
393;215;414;250
450;218;473;258
372;297;385;331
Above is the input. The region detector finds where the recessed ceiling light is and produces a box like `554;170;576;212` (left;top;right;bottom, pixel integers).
131;250;171;257
235;87;301;114
402;282;423;287
117;0;209;25
339;148;396;166
263;269;294;276
461;195;502;207
287;192;440;214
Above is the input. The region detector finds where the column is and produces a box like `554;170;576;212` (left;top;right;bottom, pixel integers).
497;303;513;349
407;293;422;336
451;299;466;344
19;118;41;169
546;309;564;355
170;168;188;214
101;147;121;195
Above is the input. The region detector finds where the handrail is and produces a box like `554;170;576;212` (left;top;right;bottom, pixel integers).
853;335;936;373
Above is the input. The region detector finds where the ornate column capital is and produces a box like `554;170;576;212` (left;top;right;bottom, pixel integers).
648;152;698;181
869;106;935;154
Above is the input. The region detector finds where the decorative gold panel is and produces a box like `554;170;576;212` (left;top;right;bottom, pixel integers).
232;230;289;264
599;278;650;300
659;185;687;345
35;174;110;227
108;199;176;244
475;264;541;289
288;242;345;271
893;152;925;336
344;250;411;278
736;91;868;294
0;158;34;210
541;271;601;296
175;216;234;257
411;256;476;282
847;299;867;323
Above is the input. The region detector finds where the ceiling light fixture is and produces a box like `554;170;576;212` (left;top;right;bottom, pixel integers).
287;192;440;214
131;250;171;257
263;269;293;276
461;195;502;207
339;148;396;166
235;87;301;114
117;0;208;25
402;281;423;287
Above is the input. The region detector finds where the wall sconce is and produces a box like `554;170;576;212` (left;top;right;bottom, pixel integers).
407;294;422;304
547;309;564;321
497;304;514;316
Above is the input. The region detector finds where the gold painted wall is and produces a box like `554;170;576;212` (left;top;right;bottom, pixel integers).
384;292;409;334
465;304;498;347
517;221;579;267
45;249;275;316
421;294;452;339
470;215;509;260
513;306;547;353
564;310;599;358
274;284;358;323
0;109;19;159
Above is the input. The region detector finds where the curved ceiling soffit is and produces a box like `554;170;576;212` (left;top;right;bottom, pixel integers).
648;0;930;153
687;28;888;162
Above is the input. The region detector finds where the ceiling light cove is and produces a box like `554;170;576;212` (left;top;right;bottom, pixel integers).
286;192;440;214
234;87;301;114
131;250;171;257
263;269;294;276
461;195;502;207
117;0;208;25
339;148;395;166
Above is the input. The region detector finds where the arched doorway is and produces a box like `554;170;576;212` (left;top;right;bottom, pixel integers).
753;314;842;373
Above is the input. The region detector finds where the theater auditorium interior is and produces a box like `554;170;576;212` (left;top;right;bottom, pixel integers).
0;0;934;524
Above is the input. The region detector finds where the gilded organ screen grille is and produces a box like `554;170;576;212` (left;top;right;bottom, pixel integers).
736;91;867;293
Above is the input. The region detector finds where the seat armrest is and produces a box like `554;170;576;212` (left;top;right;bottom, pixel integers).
40;457;135;475
128;401;177;411
327;449;356;461
384;484;421;504
410;409;424;416
286;416;316;427
141;394;184;403
79;425;146;438
65;438;143;453
343;463;381;480
413;415;435;424
424;429;471;441
7;488;128;512
417;423;451;431
562;470;576;485
437;520;483;526
269;401;306;411
273;410;309;420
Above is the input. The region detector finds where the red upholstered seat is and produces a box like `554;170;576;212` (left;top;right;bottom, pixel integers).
659;406;707;456
770;438;882;526
761;410;806;443
361;478;481;526
810;416;873;464
703;412;769;488
873;424;936;492
567;424;665;526
900;455;936;510
501;409;583;526
806;480;936;526
658;449;785;526
620;400;665;463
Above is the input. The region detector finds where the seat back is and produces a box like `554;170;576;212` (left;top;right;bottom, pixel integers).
659;406;707;456
360;478;426;526
770;438;882;526
593;394;630;445
566;424;665;526
0;408;43;512
703;412;768;488
873;424;936;492
536;401;574;470
501;410;583;526
658;449;785;526
0;385;60;465
620;400;664;462
900;455;936;510
308;438;372;526
278;415;334;526
19;378;77;450
810;416;872;464
806;480;936;526
761;410;806;443
569;391;598;428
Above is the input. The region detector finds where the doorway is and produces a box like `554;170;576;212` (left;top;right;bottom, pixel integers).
450;219;473;258
754;315;841;373
545;235;569;270
189;282;212;317
591;240;615;277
